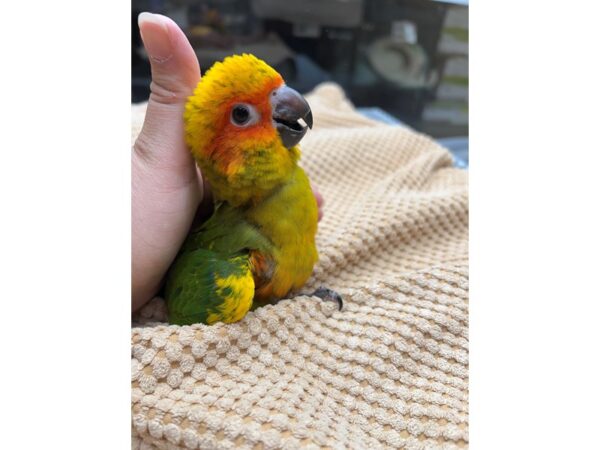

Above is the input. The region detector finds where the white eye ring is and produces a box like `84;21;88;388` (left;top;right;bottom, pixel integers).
230;103;260;127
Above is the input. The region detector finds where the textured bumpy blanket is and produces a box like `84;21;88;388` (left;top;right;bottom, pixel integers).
131;83;469;450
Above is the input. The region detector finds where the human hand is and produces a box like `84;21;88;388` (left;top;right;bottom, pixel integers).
132;13;202;312
132;13;323;312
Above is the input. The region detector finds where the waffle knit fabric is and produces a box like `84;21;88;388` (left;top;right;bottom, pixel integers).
131;83;469;450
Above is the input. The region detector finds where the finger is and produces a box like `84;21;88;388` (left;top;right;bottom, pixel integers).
314;188;324;208
196;164;212;205
139;12;199;104
192;166;215;227
310;182;324;221
134;13;200;180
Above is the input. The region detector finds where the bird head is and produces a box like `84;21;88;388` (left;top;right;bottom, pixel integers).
184;54;313;205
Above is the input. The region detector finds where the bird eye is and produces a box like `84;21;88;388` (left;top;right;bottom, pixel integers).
230;103;259;127
230;103;252;126
232;106;249;124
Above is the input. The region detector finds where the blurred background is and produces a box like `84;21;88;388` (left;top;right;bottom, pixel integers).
132;0;468;167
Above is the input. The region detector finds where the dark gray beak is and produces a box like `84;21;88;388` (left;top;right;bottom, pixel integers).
270;85;313;149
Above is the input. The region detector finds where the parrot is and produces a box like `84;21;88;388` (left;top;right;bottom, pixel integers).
164;53;342;325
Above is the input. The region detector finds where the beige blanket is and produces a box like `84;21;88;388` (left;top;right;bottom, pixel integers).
131;83;469;449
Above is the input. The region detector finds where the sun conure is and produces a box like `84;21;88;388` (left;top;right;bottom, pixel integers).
165;54;341;325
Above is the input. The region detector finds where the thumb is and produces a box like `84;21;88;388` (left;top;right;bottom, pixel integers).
135;13;200;176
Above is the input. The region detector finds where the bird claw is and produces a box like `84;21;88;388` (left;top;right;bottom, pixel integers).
311;287;343;311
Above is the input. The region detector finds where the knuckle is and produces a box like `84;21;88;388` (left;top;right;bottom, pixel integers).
149;80;189;106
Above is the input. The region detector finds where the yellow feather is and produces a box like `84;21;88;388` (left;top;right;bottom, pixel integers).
184;54;295;206
247;166;318;299
183;53;319;310
207;270;255;324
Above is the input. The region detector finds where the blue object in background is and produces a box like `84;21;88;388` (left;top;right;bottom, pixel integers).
358;107;468;169
357;107;401;125
437;137;468;168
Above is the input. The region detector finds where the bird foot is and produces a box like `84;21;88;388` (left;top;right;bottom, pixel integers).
311;287;343;311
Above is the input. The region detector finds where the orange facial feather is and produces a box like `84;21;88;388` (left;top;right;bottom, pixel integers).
184;54;299;206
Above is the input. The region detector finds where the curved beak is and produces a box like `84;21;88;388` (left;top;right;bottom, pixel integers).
270;85;313;149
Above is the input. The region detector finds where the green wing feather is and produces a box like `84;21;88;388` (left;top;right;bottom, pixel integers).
165;202;272;325
182;202;272;254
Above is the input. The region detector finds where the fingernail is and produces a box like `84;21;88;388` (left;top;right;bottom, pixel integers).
138;12;173;63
